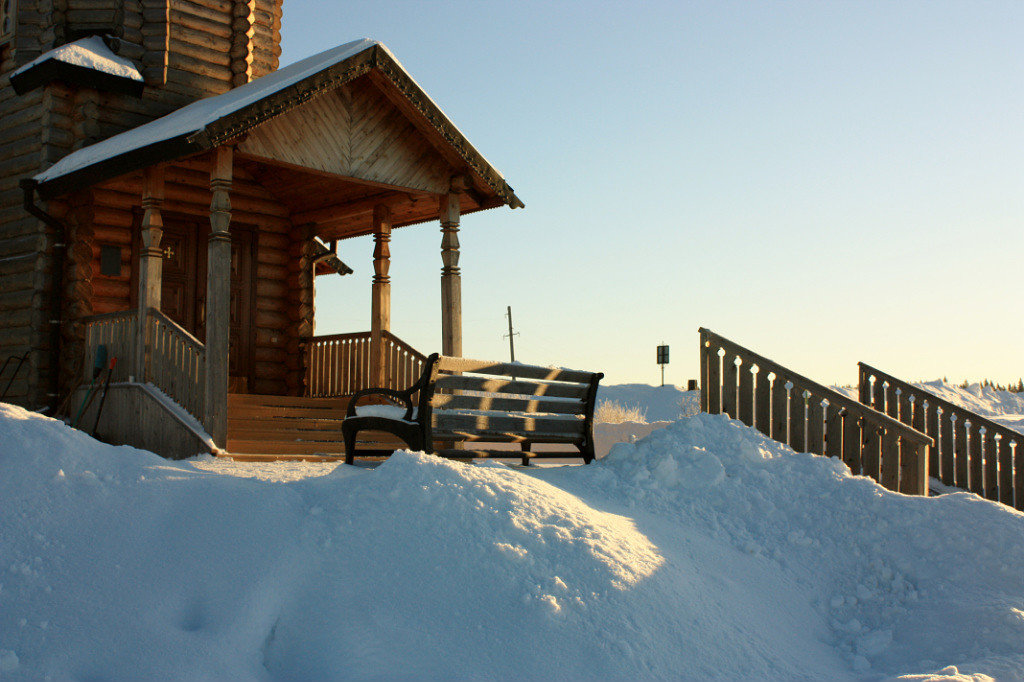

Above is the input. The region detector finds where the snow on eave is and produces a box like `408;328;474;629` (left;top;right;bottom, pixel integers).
32;39;524;210
11;36;144;83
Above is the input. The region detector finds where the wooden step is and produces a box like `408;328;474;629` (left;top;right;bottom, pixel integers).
226;393;353;456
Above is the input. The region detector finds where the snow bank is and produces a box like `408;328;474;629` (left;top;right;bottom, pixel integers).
1;403;1022;680
597;383;699;423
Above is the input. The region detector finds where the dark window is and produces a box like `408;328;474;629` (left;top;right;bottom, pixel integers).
100;244;122;277
0;0;14;44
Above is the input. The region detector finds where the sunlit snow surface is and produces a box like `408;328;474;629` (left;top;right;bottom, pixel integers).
0;399;1022;681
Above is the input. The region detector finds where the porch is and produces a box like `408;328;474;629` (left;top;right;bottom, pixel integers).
33;41;524;459
78;308;426;458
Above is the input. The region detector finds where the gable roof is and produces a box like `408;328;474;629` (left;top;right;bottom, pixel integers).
32;39;523;209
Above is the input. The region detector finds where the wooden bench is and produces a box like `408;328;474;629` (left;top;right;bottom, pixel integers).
342;353;603;465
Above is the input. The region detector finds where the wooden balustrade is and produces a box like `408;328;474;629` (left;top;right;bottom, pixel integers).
699;328;933;496
859;363;1023;510
82;308;206;421
145;309;206;419
82;310;138;383
302;330;426;398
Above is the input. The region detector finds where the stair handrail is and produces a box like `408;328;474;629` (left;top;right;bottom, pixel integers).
382;330;427;363
146;307;205;353
700;328;932;495
859;362;1022;509
143;307;206;420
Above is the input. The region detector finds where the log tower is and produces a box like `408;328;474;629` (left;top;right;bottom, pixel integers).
0;0;284;408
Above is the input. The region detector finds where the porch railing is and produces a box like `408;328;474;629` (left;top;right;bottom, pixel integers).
82;308;206;420
700;328;933;496
859;363;1022;510
83;310;139;383
303;330;427;397
146;309;206;419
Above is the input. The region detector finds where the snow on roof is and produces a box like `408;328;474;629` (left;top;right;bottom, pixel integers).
11;35;143;83
34;39;378;185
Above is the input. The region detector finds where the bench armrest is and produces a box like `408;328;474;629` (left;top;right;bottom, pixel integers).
345;388;416;421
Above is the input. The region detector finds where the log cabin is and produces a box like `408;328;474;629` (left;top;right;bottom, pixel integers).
0;1;523;458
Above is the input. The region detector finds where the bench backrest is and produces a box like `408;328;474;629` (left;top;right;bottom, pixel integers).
421;355;603;442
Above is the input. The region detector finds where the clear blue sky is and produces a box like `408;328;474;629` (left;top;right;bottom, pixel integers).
280;1;1023;387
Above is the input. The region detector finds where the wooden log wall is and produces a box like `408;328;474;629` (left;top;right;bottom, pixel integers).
285;224;314;395
85;154;309;396
699;328;933;496
1;0;285;407
858;363;1023;511
0;42;78;407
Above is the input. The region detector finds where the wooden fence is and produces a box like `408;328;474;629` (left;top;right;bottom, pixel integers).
859;363;1023;510
699;329;933;495
83;308;206;420
303;330;426;397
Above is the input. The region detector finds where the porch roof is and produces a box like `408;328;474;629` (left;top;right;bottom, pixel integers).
32;39;524;218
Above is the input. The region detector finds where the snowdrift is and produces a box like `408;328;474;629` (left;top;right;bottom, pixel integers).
1;403;1022;681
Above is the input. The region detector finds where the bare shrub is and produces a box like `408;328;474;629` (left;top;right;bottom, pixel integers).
595;400;647;424
679;393;700;418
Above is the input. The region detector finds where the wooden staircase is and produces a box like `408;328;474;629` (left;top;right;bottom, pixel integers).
225;394;404;461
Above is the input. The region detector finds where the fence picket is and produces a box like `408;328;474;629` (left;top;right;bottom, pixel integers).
953;417;968;489
983;431;998;501
755;370;771;432
789;386;806;453
825;404;843;460
806;396;824;455
842;412;862;474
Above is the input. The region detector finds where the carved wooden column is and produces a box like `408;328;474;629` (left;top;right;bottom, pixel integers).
439;191;462;357
370;204;392;386
204;147;233;447
136;166;164;379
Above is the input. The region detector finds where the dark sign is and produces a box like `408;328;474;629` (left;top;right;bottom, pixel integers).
657;345;669;364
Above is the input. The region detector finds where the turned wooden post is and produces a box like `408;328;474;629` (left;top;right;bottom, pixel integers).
370;205;392;387
136;165;165;380
204;147;233;447
439;189;462;357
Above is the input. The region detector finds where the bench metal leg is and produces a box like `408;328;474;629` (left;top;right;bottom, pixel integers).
342;422;358;465
581;440;595;465
521;441;532;467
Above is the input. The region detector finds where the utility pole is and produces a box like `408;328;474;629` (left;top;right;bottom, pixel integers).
504;305;519;363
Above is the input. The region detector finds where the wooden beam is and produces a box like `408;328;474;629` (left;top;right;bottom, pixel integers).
136;165;165;376
370;204;392;387
290;191;415;226
204;146;233;447
440;188;461;357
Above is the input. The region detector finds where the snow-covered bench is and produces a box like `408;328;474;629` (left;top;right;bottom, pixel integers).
342;354;603;465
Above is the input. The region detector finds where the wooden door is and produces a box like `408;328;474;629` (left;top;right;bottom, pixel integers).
158;221;198;332
133;214;256;392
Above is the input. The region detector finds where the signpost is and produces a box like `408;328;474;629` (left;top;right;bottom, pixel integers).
657;344;669;387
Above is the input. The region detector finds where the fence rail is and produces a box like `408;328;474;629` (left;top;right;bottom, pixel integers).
859;363;1022;510
303;331;426;398
699;328;932;495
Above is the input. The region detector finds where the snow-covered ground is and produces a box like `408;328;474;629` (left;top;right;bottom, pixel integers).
1;385;1022;680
